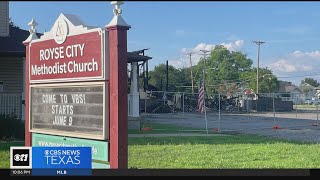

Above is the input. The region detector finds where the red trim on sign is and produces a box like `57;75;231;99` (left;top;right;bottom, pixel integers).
24;43;32;146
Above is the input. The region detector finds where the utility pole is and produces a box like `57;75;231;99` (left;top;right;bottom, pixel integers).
200;49;210;86
143;61;146;91
146;61;149;91
253;40;265;94
142;48;149;92
188;52;194;94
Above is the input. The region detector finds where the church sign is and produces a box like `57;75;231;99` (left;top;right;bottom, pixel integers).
29;16;108;83
27;14;109;140
25;1;130;168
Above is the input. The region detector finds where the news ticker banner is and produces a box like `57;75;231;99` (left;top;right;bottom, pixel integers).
10;147;92;176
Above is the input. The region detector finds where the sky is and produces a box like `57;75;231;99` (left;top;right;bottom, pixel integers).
9;1;320;86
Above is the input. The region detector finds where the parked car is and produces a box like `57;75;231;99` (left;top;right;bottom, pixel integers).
304;98;319;105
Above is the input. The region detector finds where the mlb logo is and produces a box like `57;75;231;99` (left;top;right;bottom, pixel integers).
10;147;32;169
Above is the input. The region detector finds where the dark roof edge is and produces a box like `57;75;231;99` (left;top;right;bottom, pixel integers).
0;51;152;61
0;51;25;57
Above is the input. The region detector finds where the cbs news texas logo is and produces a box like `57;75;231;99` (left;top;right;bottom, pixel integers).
11;147;91;169
42;148;81;166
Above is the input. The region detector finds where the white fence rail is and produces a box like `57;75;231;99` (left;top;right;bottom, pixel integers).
0;93;22;119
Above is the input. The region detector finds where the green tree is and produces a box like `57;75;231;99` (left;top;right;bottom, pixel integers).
9;18;19;28
196;45;253;94
240;68;279;93
300;78;317;94
177;67;193;92
301;78;320;87
147;46;280;94
148;64;190;92
192;46;280;94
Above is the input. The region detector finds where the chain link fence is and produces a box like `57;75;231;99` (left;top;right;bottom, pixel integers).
140;91;320;142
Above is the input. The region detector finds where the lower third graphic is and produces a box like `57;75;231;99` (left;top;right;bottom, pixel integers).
32;146;92;176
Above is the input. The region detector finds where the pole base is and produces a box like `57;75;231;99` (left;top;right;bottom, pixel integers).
212;128;220;133
141;127;153;131
272;125;281;129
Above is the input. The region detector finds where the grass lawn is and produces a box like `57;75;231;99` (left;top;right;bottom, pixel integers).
295;104;318;110
0;142;23;169
2;134;320;169
128;135;320;168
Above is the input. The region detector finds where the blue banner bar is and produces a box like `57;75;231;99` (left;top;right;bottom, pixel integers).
32;147;92;175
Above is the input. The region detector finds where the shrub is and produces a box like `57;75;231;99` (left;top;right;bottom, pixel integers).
0;114;24;141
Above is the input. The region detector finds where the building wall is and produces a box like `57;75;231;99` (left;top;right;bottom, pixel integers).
0;1;9;37
0;57;23;93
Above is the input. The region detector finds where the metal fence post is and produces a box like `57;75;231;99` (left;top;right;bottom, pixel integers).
273;93;276;125
144;97;147;114
317;97;319;126
218;93;221;132
247;96;249;121
172;92;174;113
163;91;166;105
296;103;298;118
182;92;185;117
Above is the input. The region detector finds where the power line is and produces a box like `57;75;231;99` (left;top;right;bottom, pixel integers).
276;74;320;79
188;52;194;94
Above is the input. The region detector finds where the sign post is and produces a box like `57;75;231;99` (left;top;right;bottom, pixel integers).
106;1;130;169
23;18;39;146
